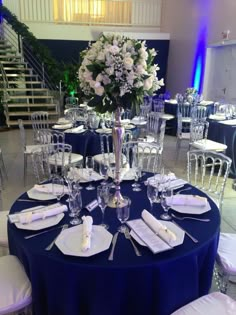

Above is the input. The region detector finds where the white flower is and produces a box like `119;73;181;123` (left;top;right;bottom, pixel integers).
96;74;103;82
143;76;154;91
123;57;134;70
109;45;120;54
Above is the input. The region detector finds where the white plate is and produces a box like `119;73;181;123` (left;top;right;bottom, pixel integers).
15;213;64;230
64;128;86;134
56;225;113;257
209;114;226;121
130;220;185;247
170;200;211;214
27;184;56;201
95;128;112;134
57;118;71;125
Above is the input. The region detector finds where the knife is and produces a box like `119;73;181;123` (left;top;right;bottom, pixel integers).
108;232;119;261
24;224;66;239
171;220;199;243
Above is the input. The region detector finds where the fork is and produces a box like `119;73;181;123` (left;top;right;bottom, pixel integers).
124;229;142;256
171;213;210;222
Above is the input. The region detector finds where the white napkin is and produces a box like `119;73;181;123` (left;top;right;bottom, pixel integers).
121;119;131;125
68;168;103;182
167;194;207;207
52;123;73;129
81;215;93;251
141;210;176;245
64;125;84;133
33;184;69;194
131;116;147;125
147;173;184;191
57;118;71;125
11;203;68;224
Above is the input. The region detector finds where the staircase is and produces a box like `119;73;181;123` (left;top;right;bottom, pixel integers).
0;39;60;127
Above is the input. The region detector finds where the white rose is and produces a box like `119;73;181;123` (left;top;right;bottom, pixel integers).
94;81;101;88
136;64;146;75
97;51;105;61
143;76;154;90
95;85;104;96
96;74;103;82
124;57;134;70
102;75;111;85
89;80;96;88
109;45;119;54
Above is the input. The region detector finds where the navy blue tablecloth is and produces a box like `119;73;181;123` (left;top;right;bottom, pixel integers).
208;119;236;178
8;177;220;315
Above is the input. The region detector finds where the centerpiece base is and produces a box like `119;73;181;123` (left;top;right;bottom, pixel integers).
108;191;127;208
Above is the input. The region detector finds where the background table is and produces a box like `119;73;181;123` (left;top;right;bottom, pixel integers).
208;119;236;178
8;177;220;315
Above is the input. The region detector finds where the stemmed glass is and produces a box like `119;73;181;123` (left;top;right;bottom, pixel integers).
146;181;158;213
132;150;141;191
116;197;131;233
97;185;110;229
52;176;64;201
86;156;95;190
160;187;173;220
69;187;83;225
99;159;109;185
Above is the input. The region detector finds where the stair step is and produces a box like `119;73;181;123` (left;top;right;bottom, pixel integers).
3;67;32;71
0;74;38;77
0;55;21;59
7;81;43;85
7;103;58;108
8;95;54;99
0;44;11;48
2;88;48;92
0;61;27;65
8;111;58;116
7;119;59;126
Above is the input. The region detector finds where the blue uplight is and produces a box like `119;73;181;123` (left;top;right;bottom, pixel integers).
192;27;207;93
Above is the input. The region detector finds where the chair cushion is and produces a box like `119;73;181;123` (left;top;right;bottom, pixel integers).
25;144;43;154
49;152;83;166
192;139;227;152
0;211;8;247
171;292;236;315
93;153;127;165
216;233;236;275
0;255;32;314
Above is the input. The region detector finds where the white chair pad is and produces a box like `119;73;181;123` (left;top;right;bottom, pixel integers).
93;153;127;165
182;117;192;123
0;255;32;314
25;144;43;154
160;113;175;121
0;211;8;247
171;292;236;315
49;152;83;166
216;233;236;275
180;132;190;139
192;139;227;152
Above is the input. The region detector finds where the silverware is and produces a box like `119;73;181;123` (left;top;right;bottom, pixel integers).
171;220;199;243
171;213;210;222
108;232;119;261
124;229;142;256
175;187;192;195
24;224;67;239
17;198;41;202
45;224;69;251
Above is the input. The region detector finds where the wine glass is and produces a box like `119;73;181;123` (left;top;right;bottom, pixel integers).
160;188;172;220
97;185;110;229
116;196;131;233
146;181;158;213
52;176;64;201
86;156;95;190
69;188;83;225
99;159;109;185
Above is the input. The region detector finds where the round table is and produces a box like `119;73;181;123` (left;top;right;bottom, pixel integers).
8;176;220;315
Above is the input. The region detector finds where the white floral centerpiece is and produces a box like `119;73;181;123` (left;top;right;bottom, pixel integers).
78;33;164;114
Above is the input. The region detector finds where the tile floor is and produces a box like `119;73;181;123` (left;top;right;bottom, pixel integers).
1;128;236;297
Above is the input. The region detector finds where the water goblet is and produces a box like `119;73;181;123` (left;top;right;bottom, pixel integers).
160;188;172;220
86;156;95;190
146;181;158;213
132;166;142;192
97;185;110;229
99;159;109;185
69;188;82;225
116;197;131;233
52;176;64;201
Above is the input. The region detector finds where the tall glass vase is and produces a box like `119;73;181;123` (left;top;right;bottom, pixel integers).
109;107;126;208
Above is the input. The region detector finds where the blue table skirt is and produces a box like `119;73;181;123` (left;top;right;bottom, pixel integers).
208;119;236;178
8;176;220;315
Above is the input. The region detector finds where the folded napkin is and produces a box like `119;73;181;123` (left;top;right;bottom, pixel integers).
121;119;131;125
10;203;68;224
166;194;207;207
68;168;102;182
147;173;182;190
81;215;93;251
142;210;176;245
64;125;84;133
33;183;69;194
131;116;147;125
52;123;73;129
